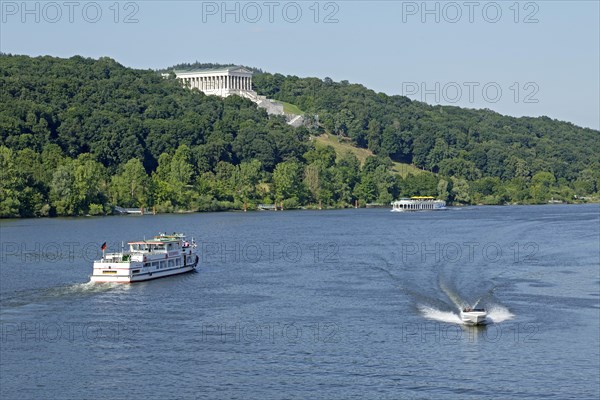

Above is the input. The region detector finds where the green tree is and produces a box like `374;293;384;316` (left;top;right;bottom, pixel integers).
110;158;149;207
437;179;449;201
273;160;304;202
50;162;76;216
451;177;470;204
530;171;556;203
0;146;22;217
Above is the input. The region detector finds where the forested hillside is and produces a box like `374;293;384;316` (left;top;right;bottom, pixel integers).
0;54;598;218
252;73;599;180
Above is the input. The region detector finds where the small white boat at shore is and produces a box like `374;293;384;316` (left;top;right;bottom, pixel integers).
460;308;487;325
90;233;198;283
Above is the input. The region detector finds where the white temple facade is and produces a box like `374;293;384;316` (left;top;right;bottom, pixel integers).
173;66;256;99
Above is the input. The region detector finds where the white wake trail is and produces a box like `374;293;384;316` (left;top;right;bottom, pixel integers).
418;305;463;324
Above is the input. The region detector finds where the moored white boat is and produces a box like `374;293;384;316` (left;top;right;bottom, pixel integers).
391;197;446;212
90;233;198;283
460;308;487;325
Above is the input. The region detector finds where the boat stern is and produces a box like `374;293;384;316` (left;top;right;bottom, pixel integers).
90;260;136;283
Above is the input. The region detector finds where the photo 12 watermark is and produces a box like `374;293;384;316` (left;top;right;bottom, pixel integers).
399;241;540;264
1;321;140;343
401;81;540;104
401;322;540;343
0;240;341;265
1;1;140;24
201;241;339;265
400;1;540;24
200;321;342;344
199;1;340;24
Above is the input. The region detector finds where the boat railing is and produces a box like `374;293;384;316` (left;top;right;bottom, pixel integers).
97;253;130;263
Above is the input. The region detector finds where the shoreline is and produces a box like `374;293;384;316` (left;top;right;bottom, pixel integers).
1;201;598;221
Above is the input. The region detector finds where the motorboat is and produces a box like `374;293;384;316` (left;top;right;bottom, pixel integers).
460;307;487;325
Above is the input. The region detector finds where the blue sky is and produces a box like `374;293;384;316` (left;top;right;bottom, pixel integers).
1;1;599;129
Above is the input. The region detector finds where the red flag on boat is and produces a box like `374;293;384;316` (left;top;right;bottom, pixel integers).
101;242;107;251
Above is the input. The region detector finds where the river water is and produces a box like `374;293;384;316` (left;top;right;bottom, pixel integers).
1;205;598;399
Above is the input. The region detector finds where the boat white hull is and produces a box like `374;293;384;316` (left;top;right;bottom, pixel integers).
460;311;487;325
90;264;196;283
390;198;447;212
90;255;198;283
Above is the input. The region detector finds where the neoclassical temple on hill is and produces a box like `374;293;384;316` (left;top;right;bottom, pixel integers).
173;66;255;99
172;66;301;124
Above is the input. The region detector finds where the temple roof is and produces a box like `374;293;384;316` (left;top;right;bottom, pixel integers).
173;66;253;75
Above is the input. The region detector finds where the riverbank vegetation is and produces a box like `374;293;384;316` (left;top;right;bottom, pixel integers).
1;55;598;217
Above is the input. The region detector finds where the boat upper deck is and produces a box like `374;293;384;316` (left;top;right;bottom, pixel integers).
96;233;193;263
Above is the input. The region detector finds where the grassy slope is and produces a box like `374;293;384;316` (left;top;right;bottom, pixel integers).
278;101;305;115
314;134;427;177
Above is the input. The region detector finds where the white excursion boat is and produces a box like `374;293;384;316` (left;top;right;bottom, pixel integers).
90;233;199;283
460;308;487;325
391;196;446;212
